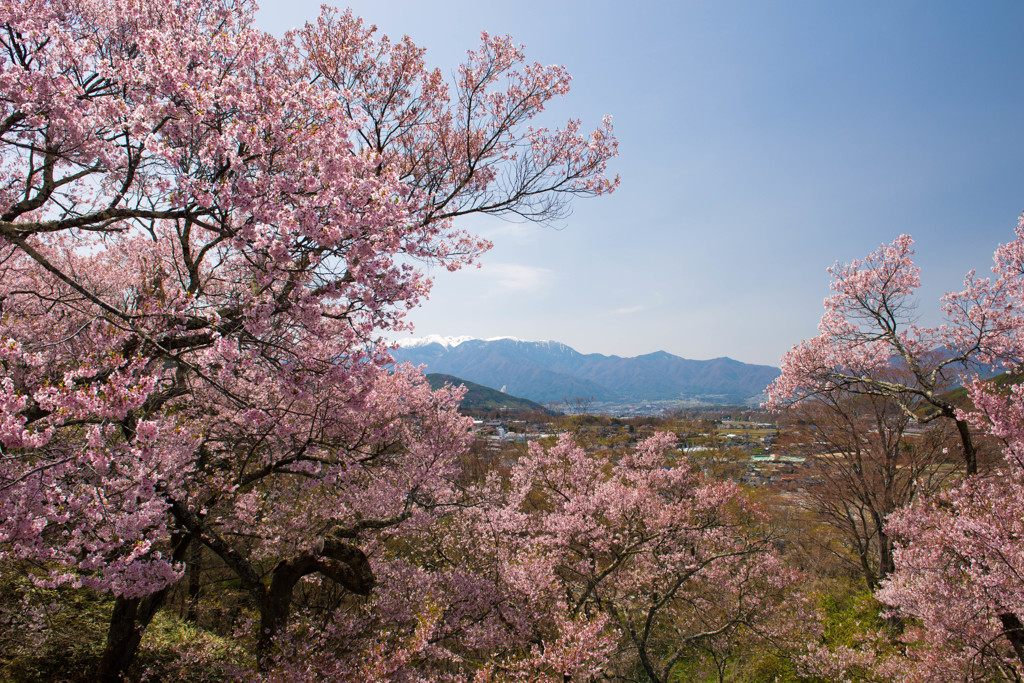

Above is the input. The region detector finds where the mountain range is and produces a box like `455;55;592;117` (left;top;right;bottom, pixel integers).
393;336;781;406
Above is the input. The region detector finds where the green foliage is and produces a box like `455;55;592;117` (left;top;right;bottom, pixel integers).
660;648;803;682
743;651;802;682
0;565;245;682
132;613;247;682
797;581;901;683
818;587;889;649
0;568;108;682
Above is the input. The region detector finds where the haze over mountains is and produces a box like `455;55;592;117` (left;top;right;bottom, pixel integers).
393;336;781;407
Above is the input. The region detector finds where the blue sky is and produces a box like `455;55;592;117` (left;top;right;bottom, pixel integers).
255;1;1024;366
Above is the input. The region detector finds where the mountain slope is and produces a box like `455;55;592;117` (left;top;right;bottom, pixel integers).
394;338;780;405
425;373;551;413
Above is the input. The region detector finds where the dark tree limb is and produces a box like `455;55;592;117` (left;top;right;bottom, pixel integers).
257;537;375;668
97;533;192;682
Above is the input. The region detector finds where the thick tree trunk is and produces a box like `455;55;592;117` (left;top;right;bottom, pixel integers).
98;593;166;683
857;545;878;592
97;534;192;682
876;528;895;584
849;526;877;591
169;498;381;672
186;541;202;622
1000;612;1024;670
635;645;665;683
256;539;375;669
954;417;977;477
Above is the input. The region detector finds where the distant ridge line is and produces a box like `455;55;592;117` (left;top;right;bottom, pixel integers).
393;337;781;406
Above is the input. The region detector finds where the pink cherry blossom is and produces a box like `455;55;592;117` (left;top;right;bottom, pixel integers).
0;0;618;677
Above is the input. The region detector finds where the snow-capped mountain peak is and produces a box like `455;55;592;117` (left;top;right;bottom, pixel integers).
395;334;532;349
391;337;782;407
395;335;476;349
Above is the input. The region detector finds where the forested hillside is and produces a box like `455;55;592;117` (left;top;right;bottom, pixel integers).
425;373;553;413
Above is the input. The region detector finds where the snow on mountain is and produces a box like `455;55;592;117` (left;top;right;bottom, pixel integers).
395;335;475;349
395;334;534;349
391;337;782;406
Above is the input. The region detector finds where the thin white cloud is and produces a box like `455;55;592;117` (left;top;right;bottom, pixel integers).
478;222;544;244
476;262;556;292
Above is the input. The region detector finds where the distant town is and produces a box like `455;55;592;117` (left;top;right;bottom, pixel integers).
462;406;820;496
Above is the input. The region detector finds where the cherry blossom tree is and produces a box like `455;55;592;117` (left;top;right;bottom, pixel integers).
765;235;1015;476
780;391;952;590
483;432;807;683
873;221;1024;680
0;0;618;677
770;218;1024;681
253;456;616;682
834;377;1024;682
249;430;804;681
